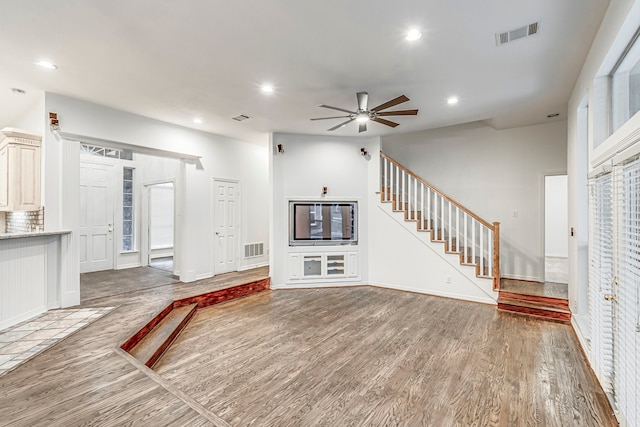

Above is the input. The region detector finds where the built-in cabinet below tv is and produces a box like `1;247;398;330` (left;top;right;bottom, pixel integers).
288;249;359;283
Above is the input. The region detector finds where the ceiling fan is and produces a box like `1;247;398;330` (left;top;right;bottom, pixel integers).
311;92;418;133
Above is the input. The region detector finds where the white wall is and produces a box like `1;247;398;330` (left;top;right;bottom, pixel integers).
567;0;637;319
544;175;569;257
270;133;378;287
382;120;568;282
45;93;269;282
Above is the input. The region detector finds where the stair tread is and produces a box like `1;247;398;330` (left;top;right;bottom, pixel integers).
498;297;570;313
129;303;197;364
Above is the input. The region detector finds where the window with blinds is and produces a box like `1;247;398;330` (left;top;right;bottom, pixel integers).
588;172;615;396
613;156;640;427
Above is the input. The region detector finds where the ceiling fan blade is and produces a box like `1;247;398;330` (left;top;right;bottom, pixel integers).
376;109;419;116
359;122;367;133
371;95;410;112
357;92;368;111
372;117;400;128
319;104;355;114
328;118;355;131
310;115;351;121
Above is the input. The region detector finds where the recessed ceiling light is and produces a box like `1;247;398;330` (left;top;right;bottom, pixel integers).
261;84;274;94
36;60;57;70
447;96;459;105
193;117;203;124
406;29;422;41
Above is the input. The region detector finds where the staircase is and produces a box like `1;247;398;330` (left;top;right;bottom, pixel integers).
380;152;501;289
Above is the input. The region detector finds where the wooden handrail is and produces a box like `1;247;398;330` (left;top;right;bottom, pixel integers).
380;152;495;230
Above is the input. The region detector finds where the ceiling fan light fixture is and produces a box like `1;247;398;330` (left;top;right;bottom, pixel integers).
36;60;57;70
356;113;370;123
405;29;422;41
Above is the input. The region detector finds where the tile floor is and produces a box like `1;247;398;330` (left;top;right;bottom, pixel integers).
0;306;115;376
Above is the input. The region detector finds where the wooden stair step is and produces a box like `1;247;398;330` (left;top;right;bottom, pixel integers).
129;303;197;368
498;296;570;313
498;291;569;309
498;292;571;323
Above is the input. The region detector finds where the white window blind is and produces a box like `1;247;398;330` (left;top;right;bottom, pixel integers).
613;156;640;427
589;172;615;395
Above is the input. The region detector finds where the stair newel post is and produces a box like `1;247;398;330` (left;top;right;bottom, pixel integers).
493;222;501;290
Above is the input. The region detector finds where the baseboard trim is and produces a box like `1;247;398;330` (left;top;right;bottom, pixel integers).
0;305;48;331
239;261;269;271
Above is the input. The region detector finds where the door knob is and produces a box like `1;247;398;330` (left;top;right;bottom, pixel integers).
215;231;220;235
604;294;615;301
108;229;113;233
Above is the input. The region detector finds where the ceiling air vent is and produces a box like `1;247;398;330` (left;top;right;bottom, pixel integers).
232;114;250;121
495;21;540;46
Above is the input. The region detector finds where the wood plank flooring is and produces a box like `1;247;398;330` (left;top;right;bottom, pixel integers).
0;266;616;426
155;287;616;427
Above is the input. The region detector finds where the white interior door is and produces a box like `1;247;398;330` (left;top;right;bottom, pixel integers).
79;162;114;273
213;179;239;274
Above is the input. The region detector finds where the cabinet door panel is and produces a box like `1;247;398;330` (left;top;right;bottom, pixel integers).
0;147;8;207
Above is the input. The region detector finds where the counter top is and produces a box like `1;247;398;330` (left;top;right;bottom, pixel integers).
0;230;72;240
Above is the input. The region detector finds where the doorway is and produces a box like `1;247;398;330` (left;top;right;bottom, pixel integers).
147;182;175;273
213;179;240;275
544;174;569;283
79;161;115;273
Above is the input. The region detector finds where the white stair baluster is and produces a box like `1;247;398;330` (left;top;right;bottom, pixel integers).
463;213;468;262
455;207;460;252
472;220;476;265
413;177;418;220
448;201;452;248
420;183;425;230
480;226;485;275
383;158;388;200
440;194;445;240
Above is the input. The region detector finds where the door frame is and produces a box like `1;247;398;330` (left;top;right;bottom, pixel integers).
141;179;176;272
540;171;569;283
211;178;241;275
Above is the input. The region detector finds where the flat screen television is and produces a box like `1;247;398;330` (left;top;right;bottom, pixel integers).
289;201;358;246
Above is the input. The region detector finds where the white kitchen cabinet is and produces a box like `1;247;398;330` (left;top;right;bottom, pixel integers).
0;128;42;211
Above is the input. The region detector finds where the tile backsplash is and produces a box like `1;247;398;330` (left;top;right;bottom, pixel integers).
6;207;45;233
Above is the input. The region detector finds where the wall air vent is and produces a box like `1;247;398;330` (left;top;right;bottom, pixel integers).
232;114;250;121
244;242;264;258
496;21;540;46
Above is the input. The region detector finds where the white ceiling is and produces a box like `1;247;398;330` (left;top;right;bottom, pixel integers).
0;1;609;142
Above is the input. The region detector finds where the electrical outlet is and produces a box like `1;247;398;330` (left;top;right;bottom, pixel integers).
513;209;518;218
446;275;451;284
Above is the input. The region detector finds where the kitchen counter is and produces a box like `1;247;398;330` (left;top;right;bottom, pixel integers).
0;230;71;240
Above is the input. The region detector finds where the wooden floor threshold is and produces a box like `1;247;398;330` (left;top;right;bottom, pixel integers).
122;277;270;369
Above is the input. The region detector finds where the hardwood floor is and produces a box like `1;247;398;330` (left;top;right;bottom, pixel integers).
155;287;615;427
0;267;616;426
501;278;569;299
80;266;179;303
